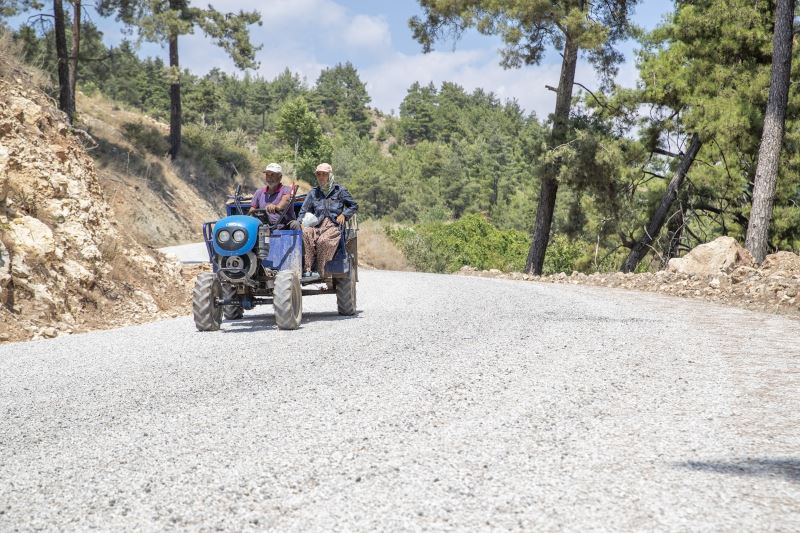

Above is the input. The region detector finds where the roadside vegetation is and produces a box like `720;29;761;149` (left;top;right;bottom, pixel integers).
2;0;799;276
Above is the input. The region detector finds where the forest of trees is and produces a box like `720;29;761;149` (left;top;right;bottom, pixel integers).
1;0;798;275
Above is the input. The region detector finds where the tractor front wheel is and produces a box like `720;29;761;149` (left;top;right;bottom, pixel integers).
193;272;222;331
273;270;302;330
336;262;356;316
222;283;244;320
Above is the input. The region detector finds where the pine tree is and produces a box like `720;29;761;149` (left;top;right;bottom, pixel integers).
745;0;796;262
97;0;261;158
410;0;640;274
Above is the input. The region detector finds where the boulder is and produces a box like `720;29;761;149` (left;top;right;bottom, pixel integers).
8;216;55;259
667;237;753;277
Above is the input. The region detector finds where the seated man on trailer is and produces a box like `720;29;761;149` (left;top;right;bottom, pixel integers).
248;163;301;229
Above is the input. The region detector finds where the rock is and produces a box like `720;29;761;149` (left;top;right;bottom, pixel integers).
8;216;55;259
731;266;757;284
0;240;10;285
761;251;800;273
9;95;42;125
61;259;95;285
667;237;753;277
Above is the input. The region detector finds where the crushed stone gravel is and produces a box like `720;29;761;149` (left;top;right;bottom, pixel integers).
1;270;798;530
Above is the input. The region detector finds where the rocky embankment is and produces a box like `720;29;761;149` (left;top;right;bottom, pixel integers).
0;62;188;342
459;237;800;318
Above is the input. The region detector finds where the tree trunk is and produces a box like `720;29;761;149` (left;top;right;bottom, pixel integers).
745;0;795;263
68;0;80;114
524;34;579;275
621;133;702;273
53;0;74;122
168;31;181;159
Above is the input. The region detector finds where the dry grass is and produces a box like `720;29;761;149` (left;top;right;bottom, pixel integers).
357;219;411;271
0;30;49;88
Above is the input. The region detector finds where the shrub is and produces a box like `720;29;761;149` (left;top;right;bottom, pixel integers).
387;214;529;273
542;234;590;275
121;121;169;155
182;124;255;180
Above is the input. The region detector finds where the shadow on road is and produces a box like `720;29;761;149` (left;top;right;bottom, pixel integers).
677;458;800;483
221;311;361;333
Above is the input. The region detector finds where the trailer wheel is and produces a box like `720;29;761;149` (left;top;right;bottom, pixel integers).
336;261;356;316
193;272;222;331
274;270;302;330
222;283;243;320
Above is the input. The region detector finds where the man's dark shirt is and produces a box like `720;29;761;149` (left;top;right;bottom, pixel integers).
298;184;358;224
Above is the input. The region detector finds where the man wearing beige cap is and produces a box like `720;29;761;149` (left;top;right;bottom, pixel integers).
297;163;358;277
248;163;298;227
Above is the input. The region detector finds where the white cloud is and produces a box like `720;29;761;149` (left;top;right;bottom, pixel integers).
363;50;642;118
141;0;646;119
342;15;391;51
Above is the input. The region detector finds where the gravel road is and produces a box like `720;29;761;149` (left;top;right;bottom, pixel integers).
1;270;799;531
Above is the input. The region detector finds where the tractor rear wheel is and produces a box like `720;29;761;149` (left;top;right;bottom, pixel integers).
274;270;302;330
336;262;356;316
193;272;222;331
222;283;243;320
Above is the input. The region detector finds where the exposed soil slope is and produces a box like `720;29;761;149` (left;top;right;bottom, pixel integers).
78;92;221;247
0;62;188;342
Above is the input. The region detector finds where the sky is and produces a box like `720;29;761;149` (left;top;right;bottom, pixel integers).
11;0;674;118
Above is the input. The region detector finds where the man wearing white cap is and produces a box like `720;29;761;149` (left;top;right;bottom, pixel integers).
248;163;297;227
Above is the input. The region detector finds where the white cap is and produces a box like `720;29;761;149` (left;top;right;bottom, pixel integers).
264;163;282;174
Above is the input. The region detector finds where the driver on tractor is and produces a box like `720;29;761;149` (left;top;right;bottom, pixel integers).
248;163;300;229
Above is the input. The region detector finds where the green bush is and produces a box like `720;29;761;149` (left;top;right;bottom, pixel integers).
121;121;169;155
182;124;254;179
386;214;529;273
542;234;590;275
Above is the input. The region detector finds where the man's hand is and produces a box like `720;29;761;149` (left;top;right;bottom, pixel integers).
336;214;346;226
288;220;302;230
247;207;256;215
266;204;278;213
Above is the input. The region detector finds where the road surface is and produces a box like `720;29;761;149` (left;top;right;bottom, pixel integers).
1;271;798;530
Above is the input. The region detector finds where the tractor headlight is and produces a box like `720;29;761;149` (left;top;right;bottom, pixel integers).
232;230;246;243
218;230;231;243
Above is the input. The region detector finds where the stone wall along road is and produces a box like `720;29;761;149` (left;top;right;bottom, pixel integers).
1;271;798;530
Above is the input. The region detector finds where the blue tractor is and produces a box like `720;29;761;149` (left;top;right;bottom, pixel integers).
192;185;357;331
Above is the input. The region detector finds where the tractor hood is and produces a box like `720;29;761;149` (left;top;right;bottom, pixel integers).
211;215;260;257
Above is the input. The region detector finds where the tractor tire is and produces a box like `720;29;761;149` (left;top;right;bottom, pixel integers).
222;283;244;320
336;262;357;316
193;272;222;331
273;270;302;330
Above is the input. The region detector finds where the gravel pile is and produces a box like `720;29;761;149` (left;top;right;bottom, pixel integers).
459;249;800;319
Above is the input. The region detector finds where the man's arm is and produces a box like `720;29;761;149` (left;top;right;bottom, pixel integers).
248;189;261;214
269;190;291;213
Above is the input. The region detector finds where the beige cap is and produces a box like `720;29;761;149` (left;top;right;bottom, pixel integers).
264;163;282;174
314;163;333;174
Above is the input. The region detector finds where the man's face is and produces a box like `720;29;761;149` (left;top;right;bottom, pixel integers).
315;171;329;186
265;171;281;187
